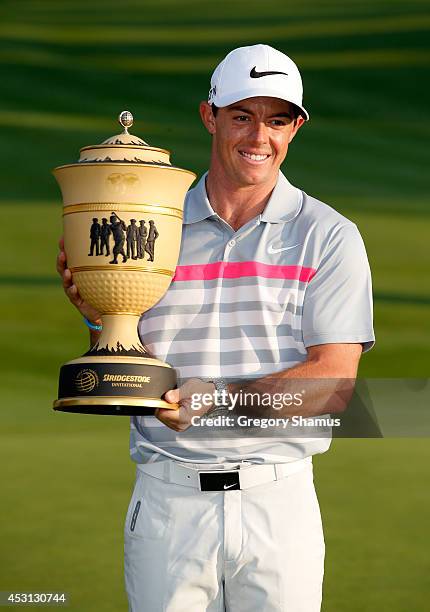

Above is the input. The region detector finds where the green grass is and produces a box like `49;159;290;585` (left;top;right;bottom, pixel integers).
317;439;430;612
0;0;429;610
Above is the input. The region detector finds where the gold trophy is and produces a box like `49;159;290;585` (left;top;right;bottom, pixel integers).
53;111;195;415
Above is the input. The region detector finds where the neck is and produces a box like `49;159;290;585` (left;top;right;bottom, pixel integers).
205;167;278;232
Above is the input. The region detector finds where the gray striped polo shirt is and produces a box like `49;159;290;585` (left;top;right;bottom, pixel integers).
131;171;375;464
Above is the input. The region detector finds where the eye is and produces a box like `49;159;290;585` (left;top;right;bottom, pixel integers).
234;115;251;122
269;119;288;127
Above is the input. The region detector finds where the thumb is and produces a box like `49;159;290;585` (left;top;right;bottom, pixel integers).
164;388;180;404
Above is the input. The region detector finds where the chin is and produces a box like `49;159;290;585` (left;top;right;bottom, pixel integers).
239;169;272;186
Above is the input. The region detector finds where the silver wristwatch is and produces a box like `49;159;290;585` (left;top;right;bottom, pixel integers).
206;378;230;416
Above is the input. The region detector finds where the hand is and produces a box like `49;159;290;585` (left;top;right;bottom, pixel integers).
56;236;102;325
155;378;216;432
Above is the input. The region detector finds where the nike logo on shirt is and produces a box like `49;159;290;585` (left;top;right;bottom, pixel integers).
250;67;288;78
267;243;301;254
224;483;237;490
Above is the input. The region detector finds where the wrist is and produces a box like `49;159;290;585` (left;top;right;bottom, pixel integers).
83;317;103;332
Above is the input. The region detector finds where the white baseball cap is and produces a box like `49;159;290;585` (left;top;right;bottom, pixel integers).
208;44;309;121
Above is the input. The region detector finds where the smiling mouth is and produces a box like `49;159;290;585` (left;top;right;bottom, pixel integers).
239;151;271;162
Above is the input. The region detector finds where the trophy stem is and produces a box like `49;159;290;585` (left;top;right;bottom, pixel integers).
88;313;147;357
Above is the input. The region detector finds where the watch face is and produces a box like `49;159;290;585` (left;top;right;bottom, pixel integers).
215;379;227;391
212;380;230;409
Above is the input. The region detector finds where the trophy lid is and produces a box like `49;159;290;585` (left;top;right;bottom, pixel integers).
78;110;171;165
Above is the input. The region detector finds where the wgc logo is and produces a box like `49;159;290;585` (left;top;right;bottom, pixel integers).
75;369;99;393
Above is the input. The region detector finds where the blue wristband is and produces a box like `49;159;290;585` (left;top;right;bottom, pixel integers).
83;317;103;331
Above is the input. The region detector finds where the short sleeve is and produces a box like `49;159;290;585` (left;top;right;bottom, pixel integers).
302;223;375;352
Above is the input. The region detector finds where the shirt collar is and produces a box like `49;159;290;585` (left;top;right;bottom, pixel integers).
183;172;217;224
183;170;302;225
260;171;302;223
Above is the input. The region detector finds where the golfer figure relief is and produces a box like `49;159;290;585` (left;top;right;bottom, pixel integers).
88;218;101;256
86;213;159;263
126;219;139;260
100;217;112;256
109;213;128;264
137;220;147;259
145;220;159;262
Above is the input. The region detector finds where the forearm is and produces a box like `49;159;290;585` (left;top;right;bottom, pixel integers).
228;346;360;418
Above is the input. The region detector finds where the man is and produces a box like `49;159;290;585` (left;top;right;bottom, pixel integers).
137;219;147;259
57;44;374;611
88;217;100;256
100;217;112;256
144;219;159;262
126;218;139;260
109;213;128;264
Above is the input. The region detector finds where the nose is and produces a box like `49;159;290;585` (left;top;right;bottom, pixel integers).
250;121;269;145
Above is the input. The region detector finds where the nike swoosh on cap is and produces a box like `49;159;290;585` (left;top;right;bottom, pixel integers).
268;243;301;254
224;483;237;489
250;66;288;78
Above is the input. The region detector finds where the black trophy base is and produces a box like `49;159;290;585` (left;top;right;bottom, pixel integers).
54;356;177;416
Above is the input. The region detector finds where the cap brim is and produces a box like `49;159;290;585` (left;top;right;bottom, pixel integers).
214;89;309;121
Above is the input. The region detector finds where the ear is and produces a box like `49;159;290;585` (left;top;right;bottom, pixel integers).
199;101;217;135
288;115;305;144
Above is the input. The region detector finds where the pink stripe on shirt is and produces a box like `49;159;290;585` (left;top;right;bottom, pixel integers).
172;261;316;283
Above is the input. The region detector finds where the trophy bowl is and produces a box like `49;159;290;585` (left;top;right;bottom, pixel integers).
53;111;196;415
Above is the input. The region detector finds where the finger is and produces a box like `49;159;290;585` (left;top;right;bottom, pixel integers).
156;407;189;432
155;409;173;428
158;407;181;421
65;284;77;301
164;388;180;404
156;408;172;420
58;236;64;250
65;284;82;306
56;251;67;275
62;268;73;289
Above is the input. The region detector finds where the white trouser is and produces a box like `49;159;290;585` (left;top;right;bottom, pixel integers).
124;458;325;612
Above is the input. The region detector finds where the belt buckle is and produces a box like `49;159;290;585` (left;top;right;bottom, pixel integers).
198;469;241;492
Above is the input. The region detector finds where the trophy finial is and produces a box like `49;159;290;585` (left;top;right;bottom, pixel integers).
118;110;133;134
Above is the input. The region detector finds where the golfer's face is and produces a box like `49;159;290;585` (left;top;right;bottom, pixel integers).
212;96;301;187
